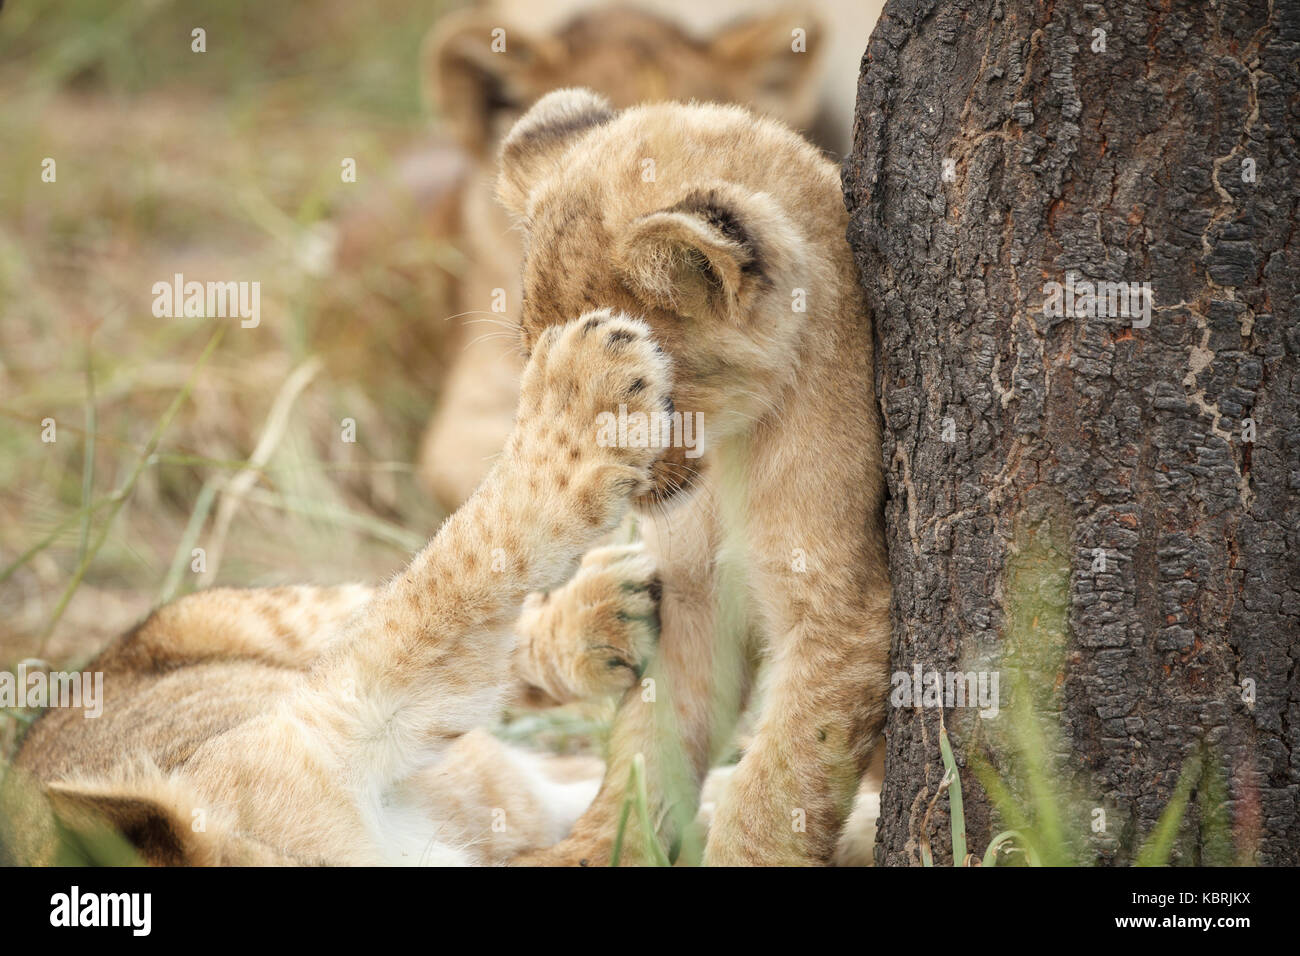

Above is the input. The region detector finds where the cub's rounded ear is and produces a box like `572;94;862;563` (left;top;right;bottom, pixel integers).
710;5;826;132
617;190;772;320
45;780;214;866
496;88;615;215
422;10;561;156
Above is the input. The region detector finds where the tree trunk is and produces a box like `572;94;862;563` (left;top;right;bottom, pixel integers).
843;0;1299;866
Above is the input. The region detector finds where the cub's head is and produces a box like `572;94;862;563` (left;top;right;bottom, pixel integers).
497;89;852;506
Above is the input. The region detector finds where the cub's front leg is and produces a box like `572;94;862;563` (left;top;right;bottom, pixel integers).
296;309;674;782
703;582;892;866
185;311;672;861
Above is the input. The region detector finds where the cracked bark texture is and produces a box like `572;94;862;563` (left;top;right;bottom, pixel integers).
843;0;1299;865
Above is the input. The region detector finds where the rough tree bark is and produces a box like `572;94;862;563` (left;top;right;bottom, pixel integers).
843;0;1299;865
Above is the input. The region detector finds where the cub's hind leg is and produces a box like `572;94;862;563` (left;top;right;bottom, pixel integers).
398;728;602;865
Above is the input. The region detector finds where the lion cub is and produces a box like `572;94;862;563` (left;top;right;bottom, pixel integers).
325;4;828;510
6;313;670;866
498;90;891;866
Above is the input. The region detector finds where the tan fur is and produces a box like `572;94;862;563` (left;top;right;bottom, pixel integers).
495;91;891;866
513;543;661;706
385;4;829;510
8;313;673;866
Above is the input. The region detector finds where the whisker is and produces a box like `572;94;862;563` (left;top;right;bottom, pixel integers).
463;331;523;352
437;309;506;325
732;387;785;422
460;316;520;332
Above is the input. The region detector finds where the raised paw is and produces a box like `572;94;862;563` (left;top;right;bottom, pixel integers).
510;310;674;509
514;542;661;704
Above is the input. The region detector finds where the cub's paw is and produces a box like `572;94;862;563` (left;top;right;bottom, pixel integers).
514;542;660;703
511;310;673;507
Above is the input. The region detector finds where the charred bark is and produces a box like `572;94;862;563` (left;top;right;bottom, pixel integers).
843;0;1299;865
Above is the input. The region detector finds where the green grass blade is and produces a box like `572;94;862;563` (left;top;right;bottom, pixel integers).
939;718;967;864
1135;754;1200;867
610;784;634;868
982;829;1030;867
157;479;221;604
76;349;96;566
631;753;670;867
1008;675;1071;865
0;497;115;587
36;327;225;655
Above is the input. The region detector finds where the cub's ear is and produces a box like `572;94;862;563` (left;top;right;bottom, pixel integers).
46;779;212;866
422;10;561;156
617;189;774;320
710;6;826;131
496;88;615;215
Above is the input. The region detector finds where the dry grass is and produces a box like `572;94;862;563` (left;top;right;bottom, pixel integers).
0;0;594;758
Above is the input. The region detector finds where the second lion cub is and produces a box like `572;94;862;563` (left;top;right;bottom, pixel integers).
8;314;670;866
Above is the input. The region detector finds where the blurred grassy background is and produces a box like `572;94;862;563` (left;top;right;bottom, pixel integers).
0;0;564;757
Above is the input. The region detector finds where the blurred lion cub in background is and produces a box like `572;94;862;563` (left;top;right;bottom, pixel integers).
416;4;832;511
322;3;830;509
